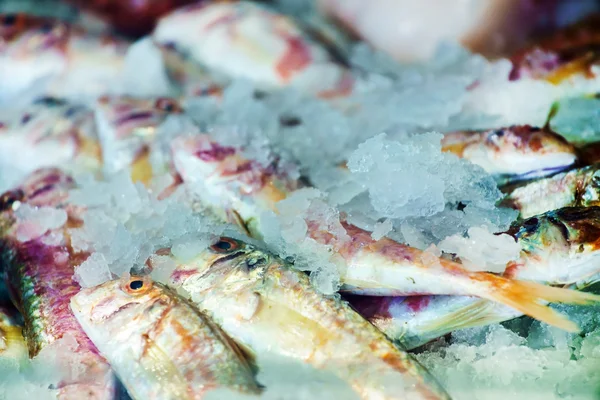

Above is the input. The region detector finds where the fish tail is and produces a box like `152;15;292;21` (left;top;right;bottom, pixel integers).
478;275;600;332
405;299;512;349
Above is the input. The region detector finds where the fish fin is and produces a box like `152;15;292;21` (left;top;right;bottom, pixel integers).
407;299;509;348
139;335;191;399
481;277;600;332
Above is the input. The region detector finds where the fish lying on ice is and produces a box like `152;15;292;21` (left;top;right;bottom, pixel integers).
0;96;100;191
152;1;353;99
168;133;600;332
441;125;577;184
151;236;452;400
0;13;129;103
0;168;116;399
502;164;600;218
70;275;261;400
348;206;600;348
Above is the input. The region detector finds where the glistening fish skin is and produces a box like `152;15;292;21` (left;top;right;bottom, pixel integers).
503;207;600;284
152;2;353;99
157;237;451;400
94;95;184;179
70;276;261;400
441;125;577;183
0;97;100;191
0;302;28;362
502;165;600;218
170;133;600;333
0;168;116;400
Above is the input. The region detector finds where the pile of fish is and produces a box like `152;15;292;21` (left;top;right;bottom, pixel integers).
2;1;600;399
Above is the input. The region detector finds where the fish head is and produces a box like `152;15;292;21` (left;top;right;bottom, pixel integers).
0;14;69;56
485;125;576;177
70;276;165;333
0;168;73;213
507;206;600;257
171;237;273;294
95;95;183;173
171;134;294;201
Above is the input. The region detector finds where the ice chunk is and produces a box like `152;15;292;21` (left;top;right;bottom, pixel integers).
371;219;393;241
14;204;68;242
347;132;502;220
550;97;600;144
74;253;112;288
122;37;174;98
259;188;348;294
438;226;520;273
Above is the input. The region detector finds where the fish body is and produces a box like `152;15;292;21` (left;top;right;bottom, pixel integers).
0;303;28;362
153;2;353;99
70;276;261;400
502;165;600;218
170;134;600;332
0;14;128;103
0;168;116;399
158;236;451;400
0;97;100;191
94;95;183;178
441;125;577;183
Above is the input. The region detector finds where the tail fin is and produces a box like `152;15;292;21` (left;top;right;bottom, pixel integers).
480;276;600;332
403;299;514;349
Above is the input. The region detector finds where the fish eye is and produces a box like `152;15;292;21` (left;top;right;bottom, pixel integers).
122;276;152;295
210;237;241;253
129;280;144;290
21;114;32;124
2;14;16;26
0;189;24;211
155;98;180;113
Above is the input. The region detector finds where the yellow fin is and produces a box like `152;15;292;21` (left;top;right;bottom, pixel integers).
481;277;600;333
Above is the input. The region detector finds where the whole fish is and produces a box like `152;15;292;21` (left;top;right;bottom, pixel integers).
0;96;100;192
0;13;128;103
94;95;184;180
349;206;600;349
509;13;600;84
169;134;600;332
0;302;28;362
70;275;261;400
154;236;451;400
152;2;353;99
441;125;577;184
0;168;116;399
502;164;600;218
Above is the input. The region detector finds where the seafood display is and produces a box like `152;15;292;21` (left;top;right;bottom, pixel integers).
3;1;600;399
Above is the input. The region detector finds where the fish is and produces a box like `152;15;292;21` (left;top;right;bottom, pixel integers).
70;275;261;400
502;164;600;218
0;302;28;362
169;133;600;332
349;207;600;349
0;96;101;192
0;168;116;399
0;13;129;104
503;206;600;283
152;2;353;99
153;236;452;400
94;95;184;180
509;13;600;84
441;125;577;184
